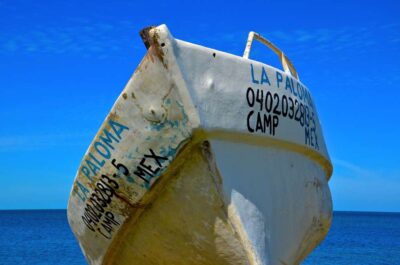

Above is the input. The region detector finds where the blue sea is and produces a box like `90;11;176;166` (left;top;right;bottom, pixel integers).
0;211;399;264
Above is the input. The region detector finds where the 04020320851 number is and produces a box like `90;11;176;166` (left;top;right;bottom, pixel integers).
245;87;320;150
246;87;316;128
81;173;120;239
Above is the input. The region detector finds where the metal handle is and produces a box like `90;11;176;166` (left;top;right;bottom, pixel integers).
243;31;299;80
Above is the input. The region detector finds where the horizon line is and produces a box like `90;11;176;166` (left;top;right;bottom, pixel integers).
0;208;399;214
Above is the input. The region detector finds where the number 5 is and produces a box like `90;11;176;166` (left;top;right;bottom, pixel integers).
111;159;129;176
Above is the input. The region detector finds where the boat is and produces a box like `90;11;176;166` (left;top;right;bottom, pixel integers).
67;24;333;265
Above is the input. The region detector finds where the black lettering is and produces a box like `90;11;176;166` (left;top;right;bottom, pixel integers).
104;211;119;226
96;182;114;198
246;87;255;107
305;105;310;127
273;93;281;115
89;197;105;213
299;103;305;127
288;97;294;119
101;175;119;190
256;89;264;111
282;95;288;117
263;113;272;134
92;194;107;208
82;216;96;232
134;166;152;183
95;188;111;204
272;115;279;136
84;204;101;223
144;149;168;168
256;112;264;133
265;91;273;112
111;159;129;177
305;127;311;146
295;100;301;122
97;227;112;239
247;111;254;132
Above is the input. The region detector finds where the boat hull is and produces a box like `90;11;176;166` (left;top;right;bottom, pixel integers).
67;24;333;265
101;140;331;265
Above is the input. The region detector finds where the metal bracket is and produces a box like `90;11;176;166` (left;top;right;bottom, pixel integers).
243;31;299;80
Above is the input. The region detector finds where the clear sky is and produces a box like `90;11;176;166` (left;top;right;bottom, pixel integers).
0;0;399;211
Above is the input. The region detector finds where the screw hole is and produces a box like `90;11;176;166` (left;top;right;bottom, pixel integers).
212;52;216;57
161;43;165;47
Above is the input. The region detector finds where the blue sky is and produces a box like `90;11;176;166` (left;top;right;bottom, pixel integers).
0;0;399;211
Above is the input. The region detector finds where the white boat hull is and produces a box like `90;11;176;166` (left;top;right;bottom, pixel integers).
67;24;333;265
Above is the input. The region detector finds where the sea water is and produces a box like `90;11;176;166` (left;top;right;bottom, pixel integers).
304;211;400;265
0;210;399;264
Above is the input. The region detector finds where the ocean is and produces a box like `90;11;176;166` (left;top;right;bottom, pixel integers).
0;210;399;264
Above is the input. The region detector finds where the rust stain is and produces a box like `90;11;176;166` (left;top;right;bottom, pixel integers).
147;47;155;63
150;31;167;69
139;26;168;69
114;191;150;210
139;26;155;49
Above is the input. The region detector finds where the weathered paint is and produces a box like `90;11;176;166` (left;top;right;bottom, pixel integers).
67;25;333;265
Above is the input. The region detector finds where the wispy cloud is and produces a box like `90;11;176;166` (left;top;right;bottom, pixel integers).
332;157;400;181
0;20;142;58
333;158;375;177
260;23;400;58
195;22;400;69
330;158;400;211
0;132;93;151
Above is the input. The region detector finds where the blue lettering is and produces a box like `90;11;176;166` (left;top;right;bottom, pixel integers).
260;67;271;85
75;181;90;202
297;83;303;100
100;129;120;150
94;141;111;159
251;64;259;84
276;72;283;88
86;159;101;176
81;166;93;181
285;76;294;94
109;119;129;139
290;78;296;96
89;153;105;168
